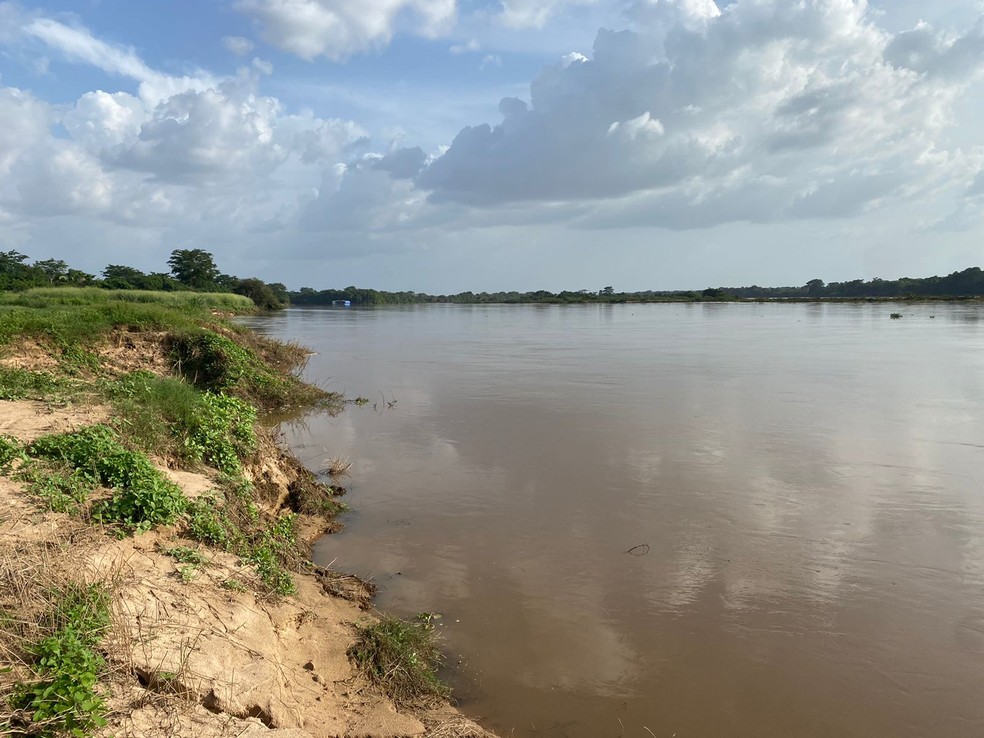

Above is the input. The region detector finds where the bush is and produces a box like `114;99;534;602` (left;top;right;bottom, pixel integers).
28;425;186;532
348;614;450;706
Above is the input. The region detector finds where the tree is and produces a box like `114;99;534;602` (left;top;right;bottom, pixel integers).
805;278;825;297
167;249;219;289
34;258;69;285
234;278;286;310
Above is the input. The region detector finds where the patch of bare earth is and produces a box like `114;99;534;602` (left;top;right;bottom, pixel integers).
0;339;61;371
97;330;175;377
0;400;111;442
0;401;494;738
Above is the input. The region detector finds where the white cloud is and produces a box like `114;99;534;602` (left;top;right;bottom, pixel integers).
235;0;457;60
222;35;256;55
449;38;479;54
498;0;599;29
21;16;214;103
415;0;984;233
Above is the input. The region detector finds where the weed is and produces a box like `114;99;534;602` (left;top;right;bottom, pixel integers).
28;425;186;532
890;312;903;319
171;331;333;412
184;393;256;474
348;614;451;706
176;566;199;584
353;396;370;406
161;546;207;566
16;463;95;513
9;583;110;737
220;578;247;593
323;455;352;477
0;368;72;402
0;435;25;473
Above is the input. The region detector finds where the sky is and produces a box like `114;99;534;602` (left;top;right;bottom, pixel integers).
0;0;982;292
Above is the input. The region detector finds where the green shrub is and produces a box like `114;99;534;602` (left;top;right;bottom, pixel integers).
348;614;450;706
28;425;186;532
16;463;95;513
12;583;110;737
0;434;25;472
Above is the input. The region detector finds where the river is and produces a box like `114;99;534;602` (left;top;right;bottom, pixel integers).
241;301;984;738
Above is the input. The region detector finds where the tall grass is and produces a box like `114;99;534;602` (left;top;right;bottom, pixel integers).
0;301;203;347
0;287;253;312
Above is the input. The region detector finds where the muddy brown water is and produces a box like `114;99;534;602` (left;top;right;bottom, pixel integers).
241;302;984;738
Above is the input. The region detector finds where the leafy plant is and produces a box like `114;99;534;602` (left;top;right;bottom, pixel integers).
161;545;207;566
0;434;25;473
16;463;95;513
11;583;110;737
28;425;186;532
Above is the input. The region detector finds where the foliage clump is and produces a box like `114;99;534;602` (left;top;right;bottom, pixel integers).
28;425;186;532
109;371;256;474
348;614;450;706
8;583;111;738
0;435;25;473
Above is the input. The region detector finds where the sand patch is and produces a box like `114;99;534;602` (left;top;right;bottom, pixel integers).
0;400;111;443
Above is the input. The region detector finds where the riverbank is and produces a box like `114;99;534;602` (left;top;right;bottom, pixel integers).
0;297;494;737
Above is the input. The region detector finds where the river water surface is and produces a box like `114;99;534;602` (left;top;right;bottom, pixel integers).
242;302;984;738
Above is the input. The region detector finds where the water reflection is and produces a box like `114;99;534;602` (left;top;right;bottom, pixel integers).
242;302;984;738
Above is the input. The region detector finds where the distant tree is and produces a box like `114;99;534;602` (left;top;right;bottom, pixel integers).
102;264;146;289
34;258;69;285
805;278;825;297
600;286;615;296
234;278;286;310
168;249;219;289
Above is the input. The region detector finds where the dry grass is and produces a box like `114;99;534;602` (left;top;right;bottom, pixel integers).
322;455;352;477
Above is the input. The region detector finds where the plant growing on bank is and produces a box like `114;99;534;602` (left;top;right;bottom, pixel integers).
0;435;25;473
28;425;186;532
348;614;451;706
7;583;111;737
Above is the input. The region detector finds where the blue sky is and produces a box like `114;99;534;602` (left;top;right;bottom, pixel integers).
0;0;982;292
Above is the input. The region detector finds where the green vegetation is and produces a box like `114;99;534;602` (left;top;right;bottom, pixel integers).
28;425;187;532
160;545;208;566
0;287;254;312
0;369;74;402
0;435;25;473
8;583;111;737
185;487;306;596
109;371;257;474
348;614;450;706
1;248;287;311
288;266;984;305
16;464;96;514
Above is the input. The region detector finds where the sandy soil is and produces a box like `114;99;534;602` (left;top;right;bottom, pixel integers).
0;400;495;738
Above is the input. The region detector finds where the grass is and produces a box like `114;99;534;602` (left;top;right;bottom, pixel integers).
108;371;257;474
323;455;352;477
0;287;254;312
0;369;76;402
185;479;308;596
348;614;450;706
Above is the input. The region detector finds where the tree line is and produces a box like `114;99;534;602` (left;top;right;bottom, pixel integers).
0;249;289;310
3;249;981;306
287;267;984;305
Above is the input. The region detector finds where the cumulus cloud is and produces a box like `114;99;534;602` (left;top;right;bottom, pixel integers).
235;0;457;60
415;0;984;231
